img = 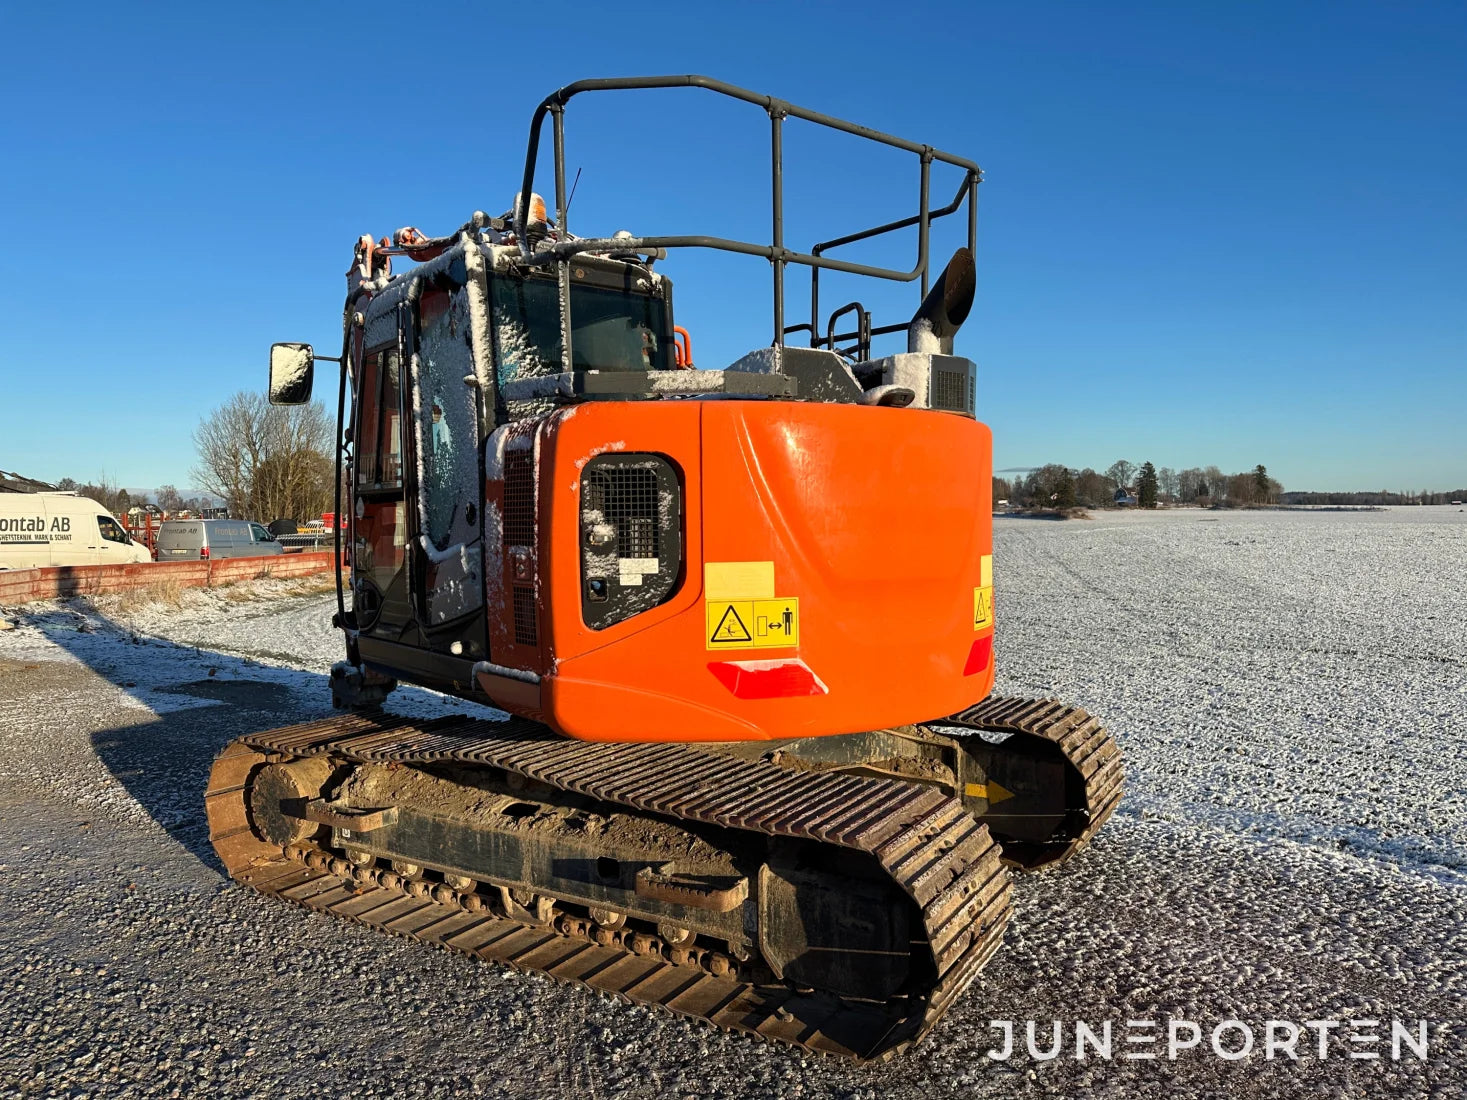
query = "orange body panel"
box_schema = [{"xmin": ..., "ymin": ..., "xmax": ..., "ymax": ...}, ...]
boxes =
[{"xmin": 491, "ymin": 400, "xmax": 994, "ymax": 742}]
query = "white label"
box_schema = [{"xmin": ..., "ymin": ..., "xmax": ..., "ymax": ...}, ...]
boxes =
[
  {"xmin": 619, "ymin": 573, "xmax": 644, "ymax": 587},
  {"xmin": 619, "ymin": 557, "xmax": 659, "ymax": 574}
]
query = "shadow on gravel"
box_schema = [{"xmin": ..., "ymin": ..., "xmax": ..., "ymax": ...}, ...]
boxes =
[
  {"xmin": 89, "ymin": 686, "xmax": 326, "ymax": 875},
  {"xmin": 18, "ymin": 601, "xmax": 334, "ymax": 876}
]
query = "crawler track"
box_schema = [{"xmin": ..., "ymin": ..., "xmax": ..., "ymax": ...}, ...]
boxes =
[
  {"xmin": 206, "ymin": 711, "xmax": 1012, "ymax": 1062},
  {"xmin": 932, "ymin": 697, "xmax": 1124, "ymax": 869}
]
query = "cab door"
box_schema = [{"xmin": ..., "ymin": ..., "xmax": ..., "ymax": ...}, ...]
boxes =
[
  {"xmin": 351, "ymin": 321, "xmax": 412, "ymax": 637},
  {"xmin": 249, "ymin": 523, "xmax": 283, "ymax": 556},
  {"xmin": 94, "ymin": 513, "xmax": 135, "ymax": 561},
  {"xmin": 405, "ymin": 273, "xmax": 487, "ymax": 658}
]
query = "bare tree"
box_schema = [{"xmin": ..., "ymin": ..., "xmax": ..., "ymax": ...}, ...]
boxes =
[
  {"xmin": 192, "ymin": 392, "xmax": 334, "ymax": 523},
  {"xmin": 155, "ymin": 484, "xmax": 185, "ymax": 514},
  {"xmin": 1225, "ymin": 472, "xmax": 1256, "ymax": 506},
  {"xmin": 1157, "ymin": 466, "xmax": 1179, "ymax": 502},
  {"xmin": 1104, "ymin": 459, "xmax": 1136, "ymax": 493},
  {"xmin": 1074, "ymin": 468, "xmax": 1108, "ymax": 508},
  {"xmin": 1177, "ymin": 467, "xmax": 1203, "ymax": 502},
  {"xmin": 74, "ymin": 472, "xmax": 128, "ymax": 514},
  {"xmin": 1025, "ymin": 464, "xmax": 1076, "ymax": 509}
]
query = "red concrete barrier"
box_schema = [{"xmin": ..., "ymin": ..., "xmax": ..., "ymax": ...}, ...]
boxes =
[{"xmin": 0, "ymin": 552, "xmax": 340, "ymax": 606}]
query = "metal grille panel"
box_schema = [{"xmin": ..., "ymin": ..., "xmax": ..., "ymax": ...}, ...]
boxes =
[
  {"xmin": 585, "ymin": 466, "xmax": 660, "ymax": 559},
  {"xmin": 931, "ymin": 365, "xmax": 970, "ymax": 414},
  {"xmin": 580, "ymin": 454, "xmax": 682, "ymax": 631},
  {"xmin": 512, "ymin": 585, "xmax": 537, "ymax": 645},
  {"xmin": 503, "ymin": 450, "xmax": 535, "ymax": 548}
]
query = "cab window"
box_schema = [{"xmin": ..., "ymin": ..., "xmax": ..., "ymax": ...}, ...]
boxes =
[
  {"xmin": 97, "ymin": 516, "xmax": 130, "ymax": 544},
  {"xmin": 415, "ymin": 285, "xmax": 479, "ymax": 552},
  {"xmin": 357, "ymin": 344, "xmax": 404, "ymax": 492},
  {"xmin": 492, "ymin": 278, "xmax": 670, "ymax": 385},
  {"xmin": 250, "ymin": 524, "xmax": 274, "ymax": 543}
]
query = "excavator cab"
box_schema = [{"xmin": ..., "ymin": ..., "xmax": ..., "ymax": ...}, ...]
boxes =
[{"xmin": 220, "ymin": 76, "xmax": 1123, "ymax": 1063}]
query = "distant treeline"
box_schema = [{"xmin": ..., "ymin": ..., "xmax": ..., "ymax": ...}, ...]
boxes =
[
  {"xmin": 49, "ymin": 475, "xmax": 214, "ymax": 516},
  {"xmin": 1281, "ymin": 490, "xmax": 1467, "ymax": 506},
  {"xmin": 996, "ymin": 461, "xmax": 1282, "ymax": 511}
]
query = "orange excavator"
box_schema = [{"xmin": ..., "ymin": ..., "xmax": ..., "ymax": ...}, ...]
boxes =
[{"xmin": 207, "ymin": 76, "xmax": 1122, "ymax": 1061}]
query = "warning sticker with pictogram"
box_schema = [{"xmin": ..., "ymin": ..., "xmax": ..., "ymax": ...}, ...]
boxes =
[
  {"xmin": 706, "ymin": 598, "xmax": 800, "ymax": 649},
  {"xmin": 973, "ymin": 586, "xmax": 994, "ymax": 630}
]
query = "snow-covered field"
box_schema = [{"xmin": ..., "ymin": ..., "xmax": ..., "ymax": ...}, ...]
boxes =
[{"xmin": 0, "ymin": 508, "xmax": 1462, "ymax": 1098}]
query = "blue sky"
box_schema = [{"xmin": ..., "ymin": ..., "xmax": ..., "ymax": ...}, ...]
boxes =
[{"xmin": 2, "ymin": 0, "xmax": 1463, "ymax": 494}]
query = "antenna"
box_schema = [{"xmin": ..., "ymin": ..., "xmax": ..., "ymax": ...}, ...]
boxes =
[{"xmin": 564, "ymin": 167, "xmax": 583, "ymax": 221}]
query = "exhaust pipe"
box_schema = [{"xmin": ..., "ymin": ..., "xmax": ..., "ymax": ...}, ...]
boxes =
[{"xmin": 907, "ymin": 247, "xmax": 976, "ymax": 355}]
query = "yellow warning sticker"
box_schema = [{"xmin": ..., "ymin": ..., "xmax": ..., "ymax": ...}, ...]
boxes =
[
  {"xmin": 704, "ymin": 561, "xmax": 775, "ymax": 600},
  {"xmin": 973, "ymin": 586, "xmax": 994, "ymax": 631},
  {"xmin": 980, "ymin": 554, "xmax": 993, "ymax": 588},
  {"xmin": 706, "ymin": 598, "xmax": 800, "ymax": 649}
]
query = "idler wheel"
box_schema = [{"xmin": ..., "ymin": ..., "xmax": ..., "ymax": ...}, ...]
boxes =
[{"xmin": 249, "ymin": 757, "xmax": 335, "ymax": 847}]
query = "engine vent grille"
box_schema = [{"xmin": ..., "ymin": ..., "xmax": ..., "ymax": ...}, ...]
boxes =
[
  {"xmin": 512, "ymin": 585, "xmax": 538, "ymax": 645},
  {"xmin": 502, "ymin": 449, "xmax": 535, "ymax": 547},
  {"xmin": 588, "ymin": 466, "xmax": 660, "ymax": 560},
  {"xmin": 581, "ymin": 454, "xmax": 682, "ymax": 631},
  {"xmin": 930, "ymin": 363, "xmax": 971, "ymax": 414}
]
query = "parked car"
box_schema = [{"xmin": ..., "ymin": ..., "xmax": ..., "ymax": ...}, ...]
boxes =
[
  {"xmin": 155, "ymin": 519, "xmax": 284, "ymax": 561},
  {"xmin": 0, "ymin": 492, "xmax": 153, "ymax": 570}
]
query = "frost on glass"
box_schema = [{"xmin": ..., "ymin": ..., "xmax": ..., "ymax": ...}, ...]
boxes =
[
  {"xmin": 491, "ymin": 277, "xmax": 670, "ymax": 421},
  {"xmin": 415, "ymin": 286, "xmax": 479, "ymax": 552},
  {"xmin": 268, "ymin": 343, "xmax": 313, "ymax": 405},
  {"xmin": 412, "ymin": 283, "xmax": 484, "ymax": 626}
]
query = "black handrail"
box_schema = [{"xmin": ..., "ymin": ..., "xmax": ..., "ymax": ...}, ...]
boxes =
[
  {"xmin": 514, "ymin": 75, "xmax": 981, "ymax": 356},
  {"xmin": 804, "ymin": 174, "xmax": 977, "ymax": 351}
]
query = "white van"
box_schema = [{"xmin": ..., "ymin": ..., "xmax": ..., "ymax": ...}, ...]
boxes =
[
  {"xmin": 155, "ymin": 519, "xmax": 284, "ymax": 561},
  {"xmin": 0, "ymin": 493, "xmax": 152, "ymax": 570}
]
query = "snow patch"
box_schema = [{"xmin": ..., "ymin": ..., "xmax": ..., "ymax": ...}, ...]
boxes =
[
  {"xmin": 471, "ymin": 660, "xmax": 540, "ymax": 685},
  {"xmin": 573, "ymin": 441, "xmax": 627, "ymax": 471},
  {"xmin": 268, "ymin": 344, "xmax": 311, "ymax": 398}
]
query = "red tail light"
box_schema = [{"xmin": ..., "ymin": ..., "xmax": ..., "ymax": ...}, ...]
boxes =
[
  {"xmin": 199, "ymin": 546, "xmax": 210, "ymax": 559},
  {"xmin": 708, "ymin": 658, "xmax": 828, "ymax": 700},
  {"xmin": 963, "ymin": 635, "xmax": 992, "ymax": 676}
]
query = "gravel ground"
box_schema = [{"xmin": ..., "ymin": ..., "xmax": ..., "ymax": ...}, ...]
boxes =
[{"xmin": 1, "ymin": 508, "xmax": 1463, "ymax": 1098}]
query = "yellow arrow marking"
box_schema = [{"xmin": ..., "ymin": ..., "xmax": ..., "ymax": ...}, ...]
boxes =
[{"xmin": 964, "ymin": 780, "xmax": 1015, "ymax": 805}]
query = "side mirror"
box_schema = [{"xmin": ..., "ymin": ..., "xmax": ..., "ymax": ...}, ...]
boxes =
[{"xmin": 269, "ymin": 342, "xmax": 315, "ymax": 405}]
